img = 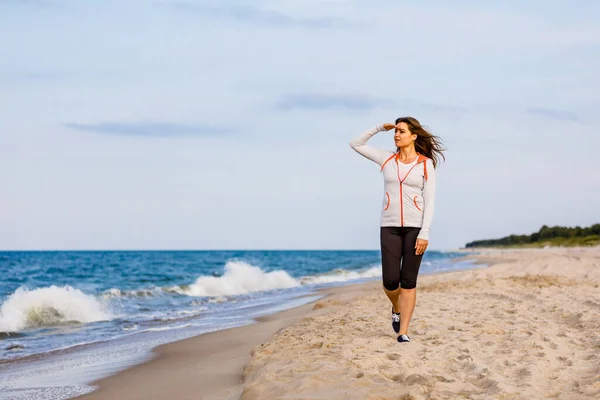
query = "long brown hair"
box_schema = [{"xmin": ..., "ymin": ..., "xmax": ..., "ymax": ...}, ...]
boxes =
[{"xmin": 395, "ymin": 116, "xmax": 446, "ymax": 168}]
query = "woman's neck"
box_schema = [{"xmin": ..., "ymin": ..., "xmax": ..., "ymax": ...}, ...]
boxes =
[{"xmin": 397, "ymin": 145, "xmax": 418, "ymax": 162}]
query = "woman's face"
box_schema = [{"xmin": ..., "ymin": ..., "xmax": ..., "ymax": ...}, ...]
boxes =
[{"xmin": 394, "ymin": 122, "xmax": 416, "ymax": 148}]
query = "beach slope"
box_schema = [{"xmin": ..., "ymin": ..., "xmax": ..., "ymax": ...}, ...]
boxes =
[
  {"xmin": 239, "ymin": 247, "xmax": 600, "ymax": 399},
  {"xmin": 79, "ymin": 247, "xmax": 600, "ymax": 399}
]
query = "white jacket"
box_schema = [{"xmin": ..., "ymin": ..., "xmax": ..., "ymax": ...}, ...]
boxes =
[{"xmin": 350, "ymin": 125, "xmax": 436, "ymax": 241}]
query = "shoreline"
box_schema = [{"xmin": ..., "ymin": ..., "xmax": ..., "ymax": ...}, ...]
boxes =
[
  {"xmin": 73, "ymin": 255, "xmax": 487, "ymax": 400},
  {"xmin": 71, "ymin": 246, "xmax": 600, "ymax": 399},
  {"xmin": 74, "ymin": 279, "xmax": 384, "ymax": 400},
  {"xmin": 12, "ymin": 247, "xmax": 595, "ymax": 399},
  {"xmin": 0, "ymin": 251, "xmax": 480, "ymax": 399}
]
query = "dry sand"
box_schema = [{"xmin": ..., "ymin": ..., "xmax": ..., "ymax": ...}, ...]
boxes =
[
  {"xmin": 240, "ymin": 247, "xmax": 600, "ymax": 400},
  {"xmin": 78, "ymin": 247, "xmax": 600, "ymax": 400}
]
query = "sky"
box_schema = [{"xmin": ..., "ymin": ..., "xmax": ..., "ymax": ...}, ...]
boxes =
[{"xmin": 1, "ymin": 0, "xmax": 599, "ymax": 251}]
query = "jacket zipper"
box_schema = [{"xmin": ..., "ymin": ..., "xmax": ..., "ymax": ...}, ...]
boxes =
[
  {"xmin": 396, "ymin": 161, "xmax": 404, "ymax": 226},
  {"xmin": 399, "ymin": 182, "xmax": 404, "ymax": 226}
]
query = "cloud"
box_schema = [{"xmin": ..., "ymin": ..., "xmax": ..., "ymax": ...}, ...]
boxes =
[
  {"xmin": 526, "ymin": 107, "xmax": 580, "ymax": 122},
  {"xmin": 396, "ymin": 98, "xmax": 468, "ymax": 114},
  {"xmin": 275, "ymin": 94, "xmax": 469, "ymax": 115},
  {"xmin": 276, "ymin": 93, "xmax": 390, "ymax": 111},
  {"xmin": 64, "ymin": 122, "xmax": 231, "ymax": 137},
  {"xmin": 156, "ymin": 2, "xmax": 353, "ymax": 29}
]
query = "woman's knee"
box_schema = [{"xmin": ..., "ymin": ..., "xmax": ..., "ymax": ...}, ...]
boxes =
[
  {"xmin": 382, "ymin": 277, "xmax": 400, "ymax": 291},
  {"xmin": 400, "ymin": 277, "xmax": 418, "ymax": 289}
]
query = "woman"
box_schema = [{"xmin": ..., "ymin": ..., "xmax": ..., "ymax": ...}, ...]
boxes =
[{"xmin": 349, "ymin": 117, "xmax": 445, "ymax": 343}]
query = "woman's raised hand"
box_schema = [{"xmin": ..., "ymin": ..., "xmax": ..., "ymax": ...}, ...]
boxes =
[{"xmin": 382, "ymin": 123, "xmax": 396, "ymax": 131}]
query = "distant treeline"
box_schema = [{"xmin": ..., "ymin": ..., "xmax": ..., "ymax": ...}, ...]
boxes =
[{"xmin": 465, "ymin": 224, "xmax": 600, "ymax": 248}]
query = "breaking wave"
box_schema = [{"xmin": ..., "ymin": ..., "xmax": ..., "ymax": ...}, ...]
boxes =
[
  {"xmin": 0, "ymin": 286, "xmax": 113, "ymax": 332},
  {"xmin": 182, "ymin": 261, "xmax": 301, "ymax": 297}
]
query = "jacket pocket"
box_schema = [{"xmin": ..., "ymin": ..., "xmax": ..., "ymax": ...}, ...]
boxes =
[
  {"xmin": 413, "ymin": 195, "xmax": 422, "ymax": 212},
  {"xmin": 384, "ymin": 192, "xmax": 390, "ymax": 211}
]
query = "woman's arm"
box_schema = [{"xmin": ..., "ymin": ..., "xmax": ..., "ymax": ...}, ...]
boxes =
[
  {"xmin": 349, "ymin": 124, "xmax": 393, "ymax": 165},
  {"xmin": 417, "ymin": 159, "xmax": 436, "ymax": 241}
]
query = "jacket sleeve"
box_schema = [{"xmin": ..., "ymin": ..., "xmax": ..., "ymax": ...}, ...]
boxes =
[
  {"xmin": 418, "ymin": 159, "xmax": 436, "ymax": 241},
  {"xmin": 349, "ymin": 125, "xmax": 389, "ymax": 166}
]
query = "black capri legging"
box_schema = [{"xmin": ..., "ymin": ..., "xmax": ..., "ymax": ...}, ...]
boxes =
[{"xmin": 380, "ymin": 227, "xmax": 424, "ymax": 290}]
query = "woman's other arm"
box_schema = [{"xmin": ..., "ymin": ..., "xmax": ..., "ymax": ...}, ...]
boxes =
[{"xmin": 417, "ymin": 159, "xmax": 436, "ymax": 241}]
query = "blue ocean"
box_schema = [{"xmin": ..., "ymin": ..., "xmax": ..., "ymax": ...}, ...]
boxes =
[{"xmin": 0, "ymin": 250, "xmax": 478, "ymax": 398}]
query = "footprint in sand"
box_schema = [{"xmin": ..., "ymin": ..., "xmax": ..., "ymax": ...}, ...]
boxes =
[
  {"xmin": 515, "ymin": 367, "xmax": 532, "ymax": 380},
  {"xmin": 557, "ymin": 356, "xmax": 573, "ymax": 367}
]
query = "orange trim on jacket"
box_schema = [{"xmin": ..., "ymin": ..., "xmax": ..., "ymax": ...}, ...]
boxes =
[
  {"xmin": 380, "ymin": 153, "xmax": 430, "ymax": 182},
  {"xmin": 413, "ymin": 196, "xmax": 422, "ymax": 211}
]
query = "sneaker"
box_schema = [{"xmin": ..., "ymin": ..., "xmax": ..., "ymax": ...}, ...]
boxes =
[
  {"xmin": 391, "ymin": 306, "xmax": 401, "ymax": 333},
  {"xmin": 397, "ymin": 334, "xmax": 411, "ymax": 343}
]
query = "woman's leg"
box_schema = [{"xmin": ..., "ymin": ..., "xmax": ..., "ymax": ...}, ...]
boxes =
[
  {"xmin": 380, "ymin": 227, "xmax": 402, "ymax": 313},
  {"xmin": 398, "ymin": 289, "xmax": 416, "ymax": 335},
  {"xmin": 398, "ymin": 228, "xmax": 424, "ymax": 335},
  {"xmin": 384, "ymin": 287, "xmax": 402, "ymax": 314}
]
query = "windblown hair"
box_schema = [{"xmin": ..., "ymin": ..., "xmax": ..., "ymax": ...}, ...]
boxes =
[{"xmin": 395, "ymin": 116, "xmax": 446, "ymax": 168}]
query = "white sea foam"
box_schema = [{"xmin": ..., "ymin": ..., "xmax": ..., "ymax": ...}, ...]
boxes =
[
  {"xmin": 144, "ymin": 323, "xmax": 192, "ymax": 332},
  {"xmin": 183, "ymin": 261, "xmax": 300, "ymax": 297},
  {"xmin": 207, "ymin": 296, "xmax": 229, "ymax": 303},
  {"xmin": 176, "ymin": 308, "xmax": 207, "ymax": 315},
  {"xmin": 102, "ymin": 288, "xmax": 123, "ymax": 299},
  {"xmin": 0, "ymin": 286, "xmax": 113, "ymax": 332},
  {"xmin": 102, "ymin": 262, "xmax": 382, "ymax": 300},
  {"xmin": 300, "ymin": 266, "xmax": 381, "ymax": 285},
  {"xmin": 122, "ymin": 324, "xmax": 139, "ymax": 331},
  {"xmin": 101, "ymin": 287, "xmax": 160, "ymax": 299}
]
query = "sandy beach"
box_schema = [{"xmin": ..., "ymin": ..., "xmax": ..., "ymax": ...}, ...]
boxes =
[{"xmin": 77, "ymin": 247, "xmax": 600, "ymax": 400}]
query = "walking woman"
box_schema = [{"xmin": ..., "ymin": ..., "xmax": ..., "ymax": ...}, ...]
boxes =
[{"xmin": 350, "ymin": 117, "xmax": 445, "ymax": 343}]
